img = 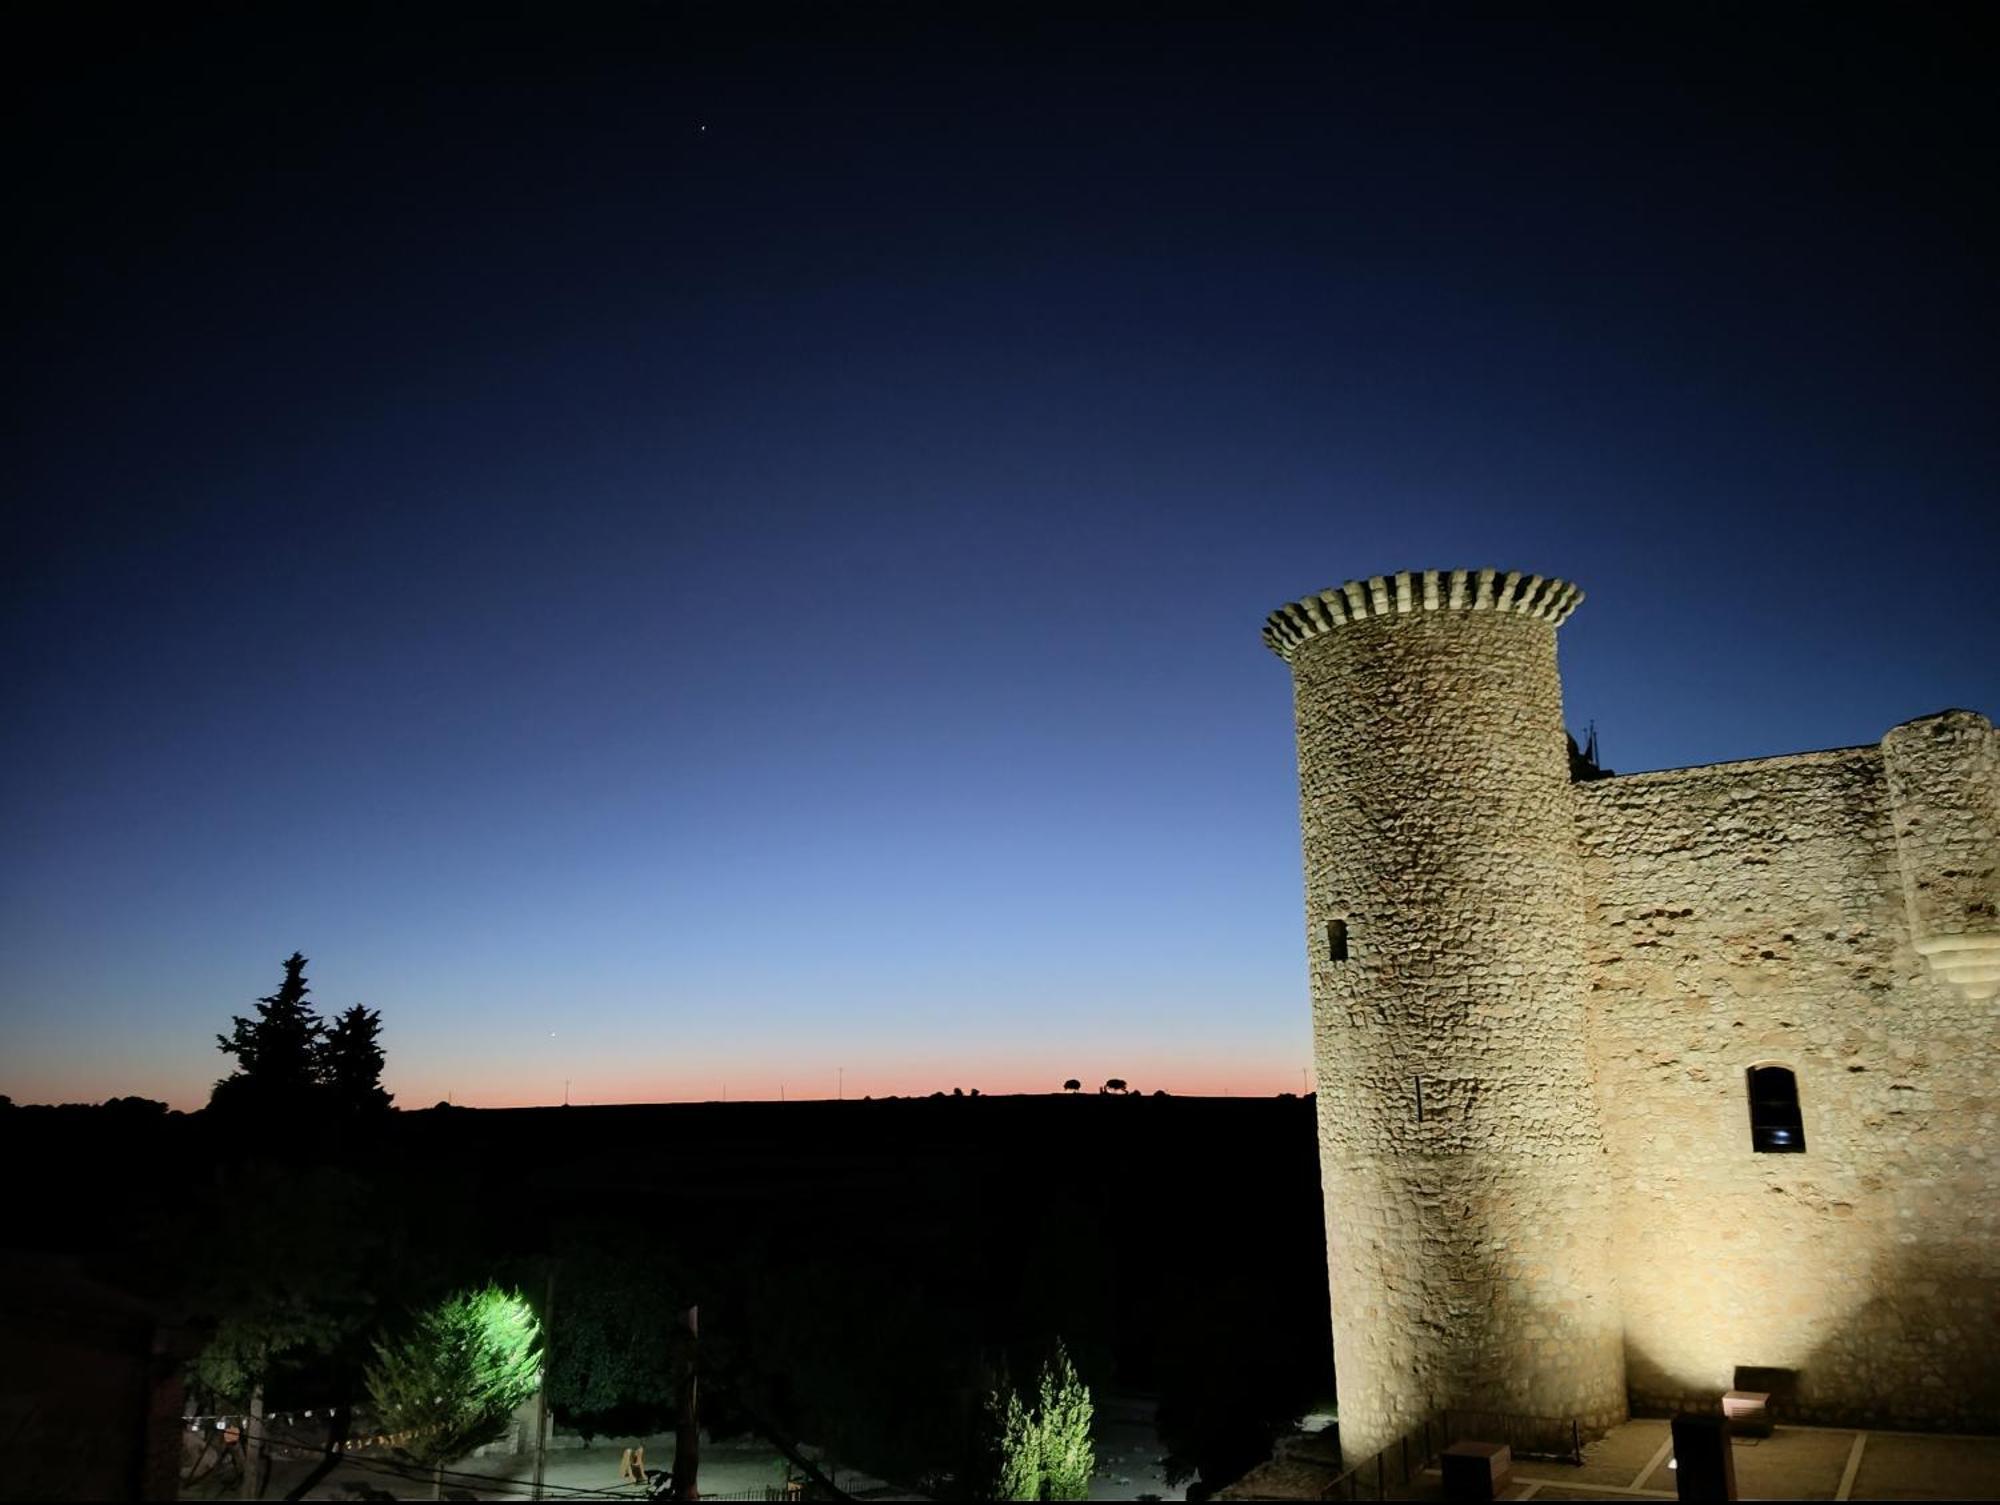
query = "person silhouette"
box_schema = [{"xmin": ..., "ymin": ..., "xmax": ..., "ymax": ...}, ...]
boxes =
[{"xmin": 620, "ymin": 1444, "xmax": 648, "ymax": 1486}]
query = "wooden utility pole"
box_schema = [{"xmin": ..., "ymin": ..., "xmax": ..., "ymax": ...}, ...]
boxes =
[
  {"xmin": 532, "ymin": 1264, "xmax": 557, "ymax": 1500},
  {"xmin": 240, "ymin": 1380, "xmax": 265, "ymax": 1500},
  {"xmin": 671, "ymin": 1305, "xmax": 700, "ymax": 1500}
]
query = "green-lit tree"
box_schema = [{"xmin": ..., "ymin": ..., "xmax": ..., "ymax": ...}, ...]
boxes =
[
  {"xmin": 366, "ymin": 1285, "xmax": 542, "ymax": 1500},
  {"xmin": 981, "ymin": 1345, "xmax": 1095, "ymax": 1501},
  {"xmin": 1036, "ymin": 1343, "xmax": 1095, "ymax": 1501},
  {"xmin": 212, "ymin": 952, "xmax": 324, "ymax": 1112},
  {"xmin": 320, "ymin": 1004, "xmax": 393, "ymax": 1113},
  {"xmin": 985, "ymin": 1383, "xmax": 1042, "ymax": 1501}
]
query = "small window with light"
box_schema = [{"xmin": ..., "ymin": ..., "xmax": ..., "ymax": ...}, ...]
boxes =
[{"xmin": 1747, "ymin": 1065, "xmax": 1806, "ymax": 1153}]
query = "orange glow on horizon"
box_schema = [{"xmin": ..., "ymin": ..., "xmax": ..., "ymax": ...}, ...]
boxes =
[
  {"xmin": 17, "ymin": 1056, "xmax": 1317, "ymax": 1113},
  {"xmin": 392, "ymin": 1060, "xmax": 1318, "ymax": 1110}
]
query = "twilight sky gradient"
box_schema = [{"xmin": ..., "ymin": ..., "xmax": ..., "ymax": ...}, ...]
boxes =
[{"xmin": 6, "ymin": 5, "xmax": 1996, "ymax": 1110}]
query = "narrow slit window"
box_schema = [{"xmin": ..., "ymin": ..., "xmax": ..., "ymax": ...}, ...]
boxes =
[
  {"xmin": 1326, "ymin": 918, "xmax": 1349, "ymax": 963},
  {"xmin": 1747, "ymin": 1065, "xmax": 1806, "ymax": 1153}
]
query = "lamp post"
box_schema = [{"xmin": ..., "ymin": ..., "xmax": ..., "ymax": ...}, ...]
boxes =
[{"xmin": 532, "ymin": 1265, "xmax": 557, "ymax": 1500}]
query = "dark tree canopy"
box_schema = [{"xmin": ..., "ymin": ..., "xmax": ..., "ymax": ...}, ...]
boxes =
[
  {"xmin": 103, "ymin": 1095, "xmax": 171, "ymax": 1115},
  {"xmin": 183, "ymin": 1165, "xmax": 383, "ymax": 1410},
  {"xmin": 545, "ymin": 1237, "xmax": 690, "ymax": 1437},
  {"xmin": 323, "ymin": 1004, "xmax": 393, "ymax": 1113},
  {"xmin": 210, "ymin": 954, "xmax": 393, "ymax": 1119},
  {"xmin": 212, "ymin": 952, "xmax": 324, "ymax": 1112}
]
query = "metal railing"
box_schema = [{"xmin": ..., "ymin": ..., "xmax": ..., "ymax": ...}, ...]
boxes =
[
  {"xmin": 1442, "ymin": 1409, "xmax": 1583, "ymax": 1464},
  {"xmin": 1320, "ymin": 1412, "xmax": 1447, "ymax": 1501},
  {"xmin": 1317, "ymin": 1408, "xmax": 1585, "ymax": 1500}
]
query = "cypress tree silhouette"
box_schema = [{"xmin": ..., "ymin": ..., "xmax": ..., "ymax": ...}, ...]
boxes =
[
  {"xmin": 321, "ymin": 1004, "xmax": 393, "ymax": 1113},
  {"xmin": 212, "ymin": 952, "xmax": 325, "ymax": 1113}
]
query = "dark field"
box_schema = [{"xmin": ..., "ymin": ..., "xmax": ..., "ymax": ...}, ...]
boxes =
[{"xmin": 3, "ymin": 1093, "xmax": 1335, "ymax": 1494}]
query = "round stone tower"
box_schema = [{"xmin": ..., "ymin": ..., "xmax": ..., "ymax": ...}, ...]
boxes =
[{"xmin": 1265, "ymin": 568, "xmax": 1626, "ymax": 1462}]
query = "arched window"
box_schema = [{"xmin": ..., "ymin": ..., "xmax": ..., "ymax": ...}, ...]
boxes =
[{"xmin": 1747, "ymin": 1065, "xmax": 1806, "ymax": 1153}]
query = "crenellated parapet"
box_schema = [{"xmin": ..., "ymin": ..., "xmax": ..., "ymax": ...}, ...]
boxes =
[{"xmin": 1262, "ymin": 568, "xmax": 1584, "ymax": 660}]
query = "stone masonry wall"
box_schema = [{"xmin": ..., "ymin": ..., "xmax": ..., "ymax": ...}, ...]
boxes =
[
  {"xmin": 1575, "ymin": 730, "xmax": 2000, "ymax": 1431},
  {"xmin": 1279, "ymin": 573, "xmax": 1627, "ymax": 1462},
  {"xmin": 1883, "ymin": 710, "xmax": 2000, "ymax": 1000}
]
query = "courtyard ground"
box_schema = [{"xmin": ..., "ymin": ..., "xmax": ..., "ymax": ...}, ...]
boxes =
[
  {"xmin": 181, "ymin": 1393, "xmax": 1185, "ymax": 1500},
  {"xmin": 1453, "ymin": 1417, "xmax": 2000, "ymax": 1502},
  {"xmin": 184, "ymin": 1433, "xmax": 847, "ymax": 1501}
]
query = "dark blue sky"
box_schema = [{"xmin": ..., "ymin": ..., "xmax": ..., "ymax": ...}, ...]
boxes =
[{"xmin": 6, "ymin": 4, "xmax": 1995, "ymax": 1107}]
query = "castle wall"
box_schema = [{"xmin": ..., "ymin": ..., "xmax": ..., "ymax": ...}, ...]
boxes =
[
  {"xmin": 1276, "ymin": 572, "xmax": 1626, "ymax": 1461},
  {"xmin": 1575, "ymin": 736, "xmax": 2000, "ymax": 1430},
  {"xmin": 1883, "ymin": 711, "xmax": 2000, "ymax": 1000}
]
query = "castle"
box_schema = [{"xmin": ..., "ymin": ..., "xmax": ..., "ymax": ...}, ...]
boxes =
[{"xmin": 1264, "ymin": 568, "xmax": 1999, "ymax": 1461}]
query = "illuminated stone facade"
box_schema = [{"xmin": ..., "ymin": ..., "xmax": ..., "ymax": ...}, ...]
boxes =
[{"xmin": 1265, "ymin": 570, "xmax": 2000, "ymax": 1460}]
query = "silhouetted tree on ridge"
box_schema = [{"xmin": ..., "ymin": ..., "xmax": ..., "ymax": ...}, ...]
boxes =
[
  {"xmin": 323, "ymin": 1004, "xmax": 393, "ymax": 1113},
  {"xmin": 103, "ymin": 1094, "xmax": 171, "ymax": 1116},
  {"xmin": 209, "ymin": 953, "xmax": 392, "ymax": 1118},
  {"xmin": 211, "ymin": 952, "xmax": 324, "ymax": 1114}
]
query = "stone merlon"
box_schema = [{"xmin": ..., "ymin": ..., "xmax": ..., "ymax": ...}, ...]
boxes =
[{"xmin": 1262, "ymin": 568, "xmax": 1584, "ymax": 660}]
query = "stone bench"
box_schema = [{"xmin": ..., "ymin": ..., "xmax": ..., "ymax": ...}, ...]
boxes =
[{"xmin": 1441, "ymin": 1440, "xmax": 1512, "ymax": 1502}]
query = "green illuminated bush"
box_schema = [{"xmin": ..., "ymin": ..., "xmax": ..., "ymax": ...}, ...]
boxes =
[
  {"xmin": 1037, "ymin": 1343, "xmax": 1095, "ymax": 1501},
  {"xmin": 987, "ymin": 1384, "xmax": 1043, "ymax": 1500},
  {"xmin": 983, "ymin": 1342, "xmax": 1095, "ymax": 1501},
  {"xmin": 365, "ymin": 1284, "xmax": 542, "ymax": 1498}
]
